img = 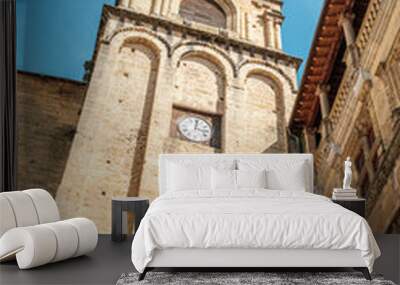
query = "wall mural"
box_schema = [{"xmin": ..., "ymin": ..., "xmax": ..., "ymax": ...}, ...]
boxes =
[{"xmin": 16, "ymin": 0, "xmax": 400, "ymax": 234}]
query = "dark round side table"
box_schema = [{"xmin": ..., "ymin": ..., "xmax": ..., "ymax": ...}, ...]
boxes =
[
  {"xmin": 111, "ymin": 197, "xmax": 149, "ymax": 242},
  {"xmin": 332, "ymin": 197, "xmax": 366, "ymax": 217}
]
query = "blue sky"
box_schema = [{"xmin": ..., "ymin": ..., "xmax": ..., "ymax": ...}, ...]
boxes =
[
  {"xmin": 17, "ymin": 0, "xmax": 323, "ymax": 82},
  {"xmin": 283, "ymin": 0, "xmax": 324, "ymax": 80}
]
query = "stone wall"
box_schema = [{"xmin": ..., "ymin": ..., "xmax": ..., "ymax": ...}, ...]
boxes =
[{"xmin": 16, "ymin": 72, "xmax": 86, "ymax": 197}]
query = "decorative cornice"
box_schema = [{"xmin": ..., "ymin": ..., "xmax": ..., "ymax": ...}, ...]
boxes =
[
  {"xmin": 356, "ymin": 0, "xmax": 384, "ymax": 56},
  {"xmin": 99, "ymin": 5, "xmax": 301, "ymax": 68}
]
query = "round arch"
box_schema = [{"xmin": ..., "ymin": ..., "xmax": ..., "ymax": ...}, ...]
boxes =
[
  {"xmin": 242, "ymin": 67, "xmax": 288, "ymax": 152},
  {"xmin": 245, "ymin": 69, "xmax": 282, "ymax": 93},
  {"xmin": 107, "ymin": 27, "xmax": 171, "ymax": 58},
  {"xmin": 243, "ymin": 67, "xmax": 285, "ymax": 116},
  {"xmin": 239, "ymin": 62, "xmax": 297, "ymax": 123},
  {"xmin": 238, "ymin": 60, "xmax": 297, "ymax": 93},
  {"xmin": 176, "ymin": 0, "xmax": 239, "ymax": 32},
  {"xmin": 171, "ymin": 41, "xmax": 236, "ymax": 82}
]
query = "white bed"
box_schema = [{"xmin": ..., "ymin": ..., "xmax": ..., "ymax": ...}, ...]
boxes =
[{"xmin": 131, "ymin": 154, "xmax": 380, "ymax": 280}]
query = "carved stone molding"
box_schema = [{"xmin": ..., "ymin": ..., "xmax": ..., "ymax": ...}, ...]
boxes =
[
  {"xmin": 321, "ymin": 117, "xmax": 333, "ymax": 140},
  {"xmin": 356, "ymin": 0, "xmax": 384, "ymax": 54},
  {"xmin": 99, "ymin": 5, "xmax": 302, "ymax": 69}
]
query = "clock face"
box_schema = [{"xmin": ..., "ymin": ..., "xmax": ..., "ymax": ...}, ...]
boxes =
[{"xmin": 178, "ymin": 116, "xmax": 212, "ymax": 142}]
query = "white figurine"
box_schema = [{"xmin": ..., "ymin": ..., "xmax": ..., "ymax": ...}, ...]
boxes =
[{"xmin": 343, "ymin": 157, "xmax": 352, "ymax": 190}]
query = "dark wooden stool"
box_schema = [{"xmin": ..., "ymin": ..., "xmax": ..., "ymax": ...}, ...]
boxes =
[{"xmin": 111, "ymin": 197, "xmax": 149, "ymax": 242}]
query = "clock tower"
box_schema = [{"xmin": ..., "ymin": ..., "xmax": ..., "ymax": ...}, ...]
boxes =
[{"xmin": 56, "ymin": 0, "xmax": 301, "ymax": 232}]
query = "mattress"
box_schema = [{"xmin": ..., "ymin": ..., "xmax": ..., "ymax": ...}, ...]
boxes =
[{"xmin": 131, "ymin": 189, "xmax": 380, "ymax": 273}]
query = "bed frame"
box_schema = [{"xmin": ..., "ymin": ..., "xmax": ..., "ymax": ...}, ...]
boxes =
[
  {"xmin": 139, "ymin": 154, "xmax": 371, "ymax": 281},
  {"xmin": 140, "ymin": 248, "xmax": 370, "ymax": 280}
]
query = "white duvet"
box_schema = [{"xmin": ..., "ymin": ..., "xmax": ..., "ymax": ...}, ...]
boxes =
[{"xmin": 131, "ymin": 190, "xmax": 380, "ymax": 273}]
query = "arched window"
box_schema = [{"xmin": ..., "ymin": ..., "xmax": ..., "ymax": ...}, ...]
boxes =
[{"xmin": 179, "ymin": 0, "xmax": 227, "ymax": 29}]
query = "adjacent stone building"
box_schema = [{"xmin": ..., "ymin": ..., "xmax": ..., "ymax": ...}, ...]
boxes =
[
  {"xmin": 16, "ymin": 72, "xmax": 86, "ymax": 197},
  {"xmin": 289, "ymin": 0, "xmax": 400, "ymax": 233},
  {"xmin": 53, "ymin": 0, "xmax": 301, "ymax": 232}
]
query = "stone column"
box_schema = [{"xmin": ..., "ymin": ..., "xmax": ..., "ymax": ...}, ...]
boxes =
[
  {"xmin": 274, "ymin": 19, "xmax": 282, "ymax": 50},
  {"xmin": 303, "ymin": 128, "xmax": 317, "ymax": 153},
  {"xmin": 151, "ymin": 0, "xmax": 163, "ymax": 15},
  {"xmin": 161, "ymin": 0, "xmax": 172, "ymax": 16},
  {"xmin": 339, "ymin": 12, "xmax": 355, "ymax": 45},
  {"xmin": 241, "ymin": 12, "xmax": 248, "ymax": 40},
  {"xmin": 317, "ymin": 84, "xmax": 330, "ymax": 119},
  {"xmin": 263, "ymin": 12, "xmax": 270, "ymax": 47},
  {"xmin": 316, "ymin": 84, "xmax": 331, "ymax": 138},
  {"xmin": 338, "ymin": 12, "xmax": 359, "ymax": 67},
  {"xmin": 168, "ymin": 0, "xmax": 181, "ymax": 18},
  {"xmin": 264, "ymin": 12, "xmax": 275, "ymax": 49}
]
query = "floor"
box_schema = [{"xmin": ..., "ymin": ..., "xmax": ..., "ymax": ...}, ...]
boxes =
[
  {"xmin": 0, "ymin": 235, "xmax": 134, "ymax": 285},
  {"xmin": 0, "ymin": 234, "xmax": 399, "ymax": 285}
]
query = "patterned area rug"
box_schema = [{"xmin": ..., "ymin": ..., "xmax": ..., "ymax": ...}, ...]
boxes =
[{"xmin": 116, "ymin": 272, "xmax": 395, "ymax": 285}]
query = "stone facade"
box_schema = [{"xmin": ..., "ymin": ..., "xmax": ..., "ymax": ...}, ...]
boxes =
[
  {"xmin": 55, "ymin": 0, "xmax": 300, "ymax": 233},
  {"xmin": 292, "ymin": 0, "xmax": 400, "ymax": 233},
  {"xmin": 16, "ymin": 72, "xmax": 86, "ymax": 197}
]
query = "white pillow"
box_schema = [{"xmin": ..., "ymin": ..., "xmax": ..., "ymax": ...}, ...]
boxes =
[
  {"xmin": 236, "ymin": 169, "xmax": 267, "ymax": 189},
  {"xmin": 212, "ymin": 169, "xmax": 236, "ymax": 190},
  {"xmin": 238, "ymin": 159, "xmax": 308, "ymax": 191},
  {"xmin": 266, "ymin": 162, "xmax": 307, "ymax": 191},
  {"xmin": 167, "ymin": 163, "xmax": 212, "ymax": 191}
]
